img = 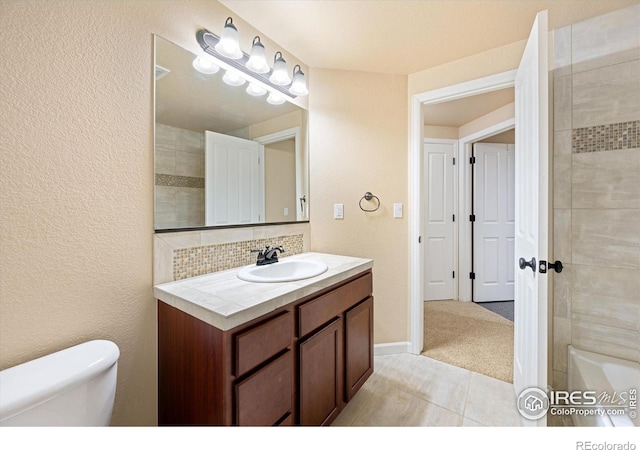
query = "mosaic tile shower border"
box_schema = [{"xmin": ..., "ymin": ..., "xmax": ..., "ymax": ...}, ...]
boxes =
[
  {"xmin": 155, "ymin": 173, "xmax": 205, "ymax": 189},
  {"xmin": 572, "ymin": 120, "xmax": 639, "ymax": 153},
  {"xmin": 173, "ymin": 234, "xmax": 304, "ymax": 280}
]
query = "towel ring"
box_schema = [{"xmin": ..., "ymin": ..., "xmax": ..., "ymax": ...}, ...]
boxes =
[{"xmin": 359, "ymin": 192, "xmax": 380, "ymax": 212}]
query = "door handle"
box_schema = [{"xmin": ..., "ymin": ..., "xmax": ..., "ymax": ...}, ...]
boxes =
[
  {"xmin": 519, "ymin": 257, "xmax": 536, "ymax": 273},
  {"xmin": 539, "ymin": 260, "xmax": 563, "ymax": 274}
]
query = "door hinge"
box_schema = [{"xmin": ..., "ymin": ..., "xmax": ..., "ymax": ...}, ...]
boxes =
[
  {"xmin": 453, "ymin": 214, "xmax": 455, "ymax": 222},
  {"xmin": 453, "ymin": 271, "xmax": 455, "ymax": 279},
  {"xmin": 470, "ymin": 156, "xmax": 476, "ymax": 164},
  {"xmin": 469, "ymin": 214, "xmax": 476, "ymax": 222},
  {"xmin": 453, "ymin": 157, "xmax": 456, "ymax": 165},
  {"xmin": 469, "ymin": 272, "xmax": 475, "ymax": 280},
  {"xmin": 418, "ymin": 236, "xmax": 422, "ymax": 244}
]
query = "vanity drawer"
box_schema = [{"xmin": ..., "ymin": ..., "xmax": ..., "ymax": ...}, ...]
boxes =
[
  {"xmin": 235, "ymin": 312, "xmax": 292, "ymax": 377},
  {"xmin": 235, "ymin": 351, "xmax": 293, "ymax": 426},
  {"xmin": 298, "ymin": 272, "xmax": 372, "ymax": 338}
]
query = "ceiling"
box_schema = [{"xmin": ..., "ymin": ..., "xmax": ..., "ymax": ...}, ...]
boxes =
[
  {"xmin": 423, "ymin": 87, "xmax": 514, "ymax": 127},
  {"xmin": 220, "ymin": 0, "xmax": 639, "ymax": 75}
]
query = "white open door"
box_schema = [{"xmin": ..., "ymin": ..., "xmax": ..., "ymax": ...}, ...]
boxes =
[
  {"xmin": 205, "ymin": 131, "xmax": 264, "ymax": 226},
  {"xmin": 514, "ymin": 11, "xmax": 549, "ymax": 426},
  {"xmin": 424, "ymin": 140, "xmax": 456, "ymax": 300},
  {"xmin": 474, "ymin": 143, "xmax": 515, "ymax": 302}
]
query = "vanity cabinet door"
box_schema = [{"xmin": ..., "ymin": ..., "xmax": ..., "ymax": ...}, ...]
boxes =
[
  {"xmin": 298, "ymin": 318, "xmax": 343, "ymax": 426},
  {"xmin": 345, "ymin": 297, "xmax": 374, "ymax": 401}
]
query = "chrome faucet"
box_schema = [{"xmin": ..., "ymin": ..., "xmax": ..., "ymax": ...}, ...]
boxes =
[{"xmin": 251, "ymin": 245, "xmax": 285, "ymax": 266}]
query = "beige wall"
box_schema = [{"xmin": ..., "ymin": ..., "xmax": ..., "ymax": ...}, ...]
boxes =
[
  {"xmin": 424, "ymin": 125, "xmax": 459, "ymax": 140},
  {"xmin": 0, "ymin": 0, "xmax": 307, "ymax": 426},
  {"xmin": 409, "ymin": 40, "xmax": 526, "ymax": 97},
  {"xmin": 459, "ymin": 102, "xmax": 515, "ymax": 139},
  {"xmin": 478, "ymin": 129, "xmax": 516, "ymax": 144},
  {"xmin": 309, "ymin": 69, "xmax": 408, "ymax": 344},
  {"xmin": 265, "ymin": 139, "xmax": 297, "ymax": 222}
]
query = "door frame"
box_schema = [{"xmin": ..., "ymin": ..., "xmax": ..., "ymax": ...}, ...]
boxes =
[
  {"xmin": 409, "ymin": 69, "xmax": 517, "ymax": 354},
  {"xmin": 253, "ymin": 127, "xmax": 303, "ymax": 221}
]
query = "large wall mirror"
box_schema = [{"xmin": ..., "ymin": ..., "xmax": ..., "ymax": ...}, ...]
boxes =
[{"xmin": 154, "ymin": 35, "xmax": 309, "ymax": 231}]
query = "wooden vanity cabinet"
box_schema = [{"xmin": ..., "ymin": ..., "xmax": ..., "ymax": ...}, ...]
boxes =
[
  {"xmin": 157, "ymin": 269, "xmax": 373, "ymax": 426},
  {"xmin": 299, "ymin": 318, "xmax": 343, "ymax": 425}
]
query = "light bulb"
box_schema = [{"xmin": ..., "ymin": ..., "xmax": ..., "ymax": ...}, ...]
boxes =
[
  {"xmin": 267, "ymin": 92, "xmax": 285, "ymax": 105},
  {"xmin": 214, "ymin": 17, "xmax": 243, "ymax": 59},
  {"xmin": 289, "ymin": 65, "xmax": 308, "ymax": 96},
  {"xmin": 246, "ymin": 83, "xmax": 267, "ymax": 96},
  {"xmin": 222, "ymin": 70, "xmax": 246, "ymax": 87},
  {"xmin": 269, "ymin": 51, "xmax": 292, "ymax": 86},
  {"xmin": 192, "ymin": 55, "xmax": 219, "ymax": 74},
  {"xmin": 246, "ymin": 36, "xmax": 269, "ymax": 74}
]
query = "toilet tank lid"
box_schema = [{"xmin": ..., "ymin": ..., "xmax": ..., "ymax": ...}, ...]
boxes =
[{"xmin": 0, "ymin": 340, "xmax": 120, "ymax": 421}]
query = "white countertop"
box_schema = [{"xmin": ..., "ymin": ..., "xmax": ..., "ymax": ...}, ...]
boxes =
[{"xmin": 154, "ymin": 252, "xmax": 373, "ymax": 331}]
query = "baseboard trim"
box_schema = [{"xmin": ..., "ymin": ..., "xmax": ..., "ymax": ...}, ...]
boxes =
[{"xmin": 374, "ymin": 341, "xmax": 411, "ymax": 356}]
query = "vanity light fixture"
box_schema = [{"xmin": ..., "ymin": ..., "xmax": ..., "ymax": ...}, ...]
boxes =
[
  {"xmin": 246, "ymin": 83, "xmax": 267, "ymax": 96},
  {"xmin": 222, "ymin": 70, "xmax": 246, "ymax": 86},
  {"xmin": 192, "ymin": 55, "xmax": 220, "ymax": 74},
  {"xmin": 289, "ymin": 65, "xmax": 308, "ymax": 96},
  {"xmin": 267, "ymin": 92, "xmax": 285, "ymax": 105},
  {"xmin": 246, "ymin": 36, "xmax": 270, "ymax": 74},
  {"xmin": 214, "ymin": 17, "xmax": 242, "ymax": 59},
  {"xmin": 269, "ymin": 52, "xmax": 292, "ymax": 86},
  {"xmin": 195, "ymin": 17, "xmax": 309, "ymax": 101}
]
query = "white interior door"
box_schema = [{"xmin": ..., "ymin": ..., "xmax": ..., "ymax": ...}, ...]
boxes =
[
  {"xmin": 514, "ymin": 11, "xmax": 549, "ymax": 426},
  {"xmin": 474, "ymin": 143, "xmax": 515, "ymax": 302},
  {"xmin": 205, "ymin": 131, "xmax": 264, "ymax": 226},
  {"xmin": 424, "ymin": 140, "xmax": 456, "ymax": 300}
]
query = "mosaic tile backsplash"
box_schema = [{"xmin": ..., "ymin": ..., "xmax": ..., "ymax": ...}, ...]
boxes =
[
  {"xmin": 572, "ymin": 120, "xmax": 639, "ymax": 153},
  {"xmin": 173, "ymin": 234, "xmax": 304, "ymax": 280}
]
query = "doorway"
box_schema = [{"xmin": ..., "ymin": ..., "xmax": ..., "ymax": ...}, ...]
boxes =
[
  {"xmin": 411, "ymin": 12, "xmax": 550, "ymax": 426},
  {"xmin": 422, "ymin": 88, "xmax": 515, "ymax": 305},
  {"xmin": 410, "ymin": 70, "xmax": 518, "ymax": 353},
  {"xmin": 422, "ymin": 119, "xmax": 516, "ymax": 382}
]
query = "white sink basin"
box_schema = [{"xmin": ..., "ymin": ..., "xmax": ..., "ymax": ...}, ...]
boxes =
[{"xmin": 237, "ymin": 259, "xmax": 328, "ymax": 283}]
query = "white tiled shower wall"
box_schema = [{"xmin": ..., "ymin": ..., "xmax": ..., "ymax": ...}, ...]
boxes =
[{"xmin": 552, "ymin": 4, "xmax": 640, "ymax": 390}]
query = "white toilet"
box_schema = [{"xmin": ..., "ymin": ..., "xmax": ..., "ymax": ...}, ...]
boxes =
[{"xmin": 0, "ymin": 340, "xmax": 120, "ymax": 426}]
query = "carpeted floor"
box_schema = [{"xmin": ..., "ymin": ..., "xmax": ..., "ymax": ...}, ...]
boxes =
[
  {"xmin": 422, "ymin": 300, "xmax": 514, "ymax": 383},
  {"xmin": 477, "ymin": 300, "xmax": 514, "ymax": 322}
]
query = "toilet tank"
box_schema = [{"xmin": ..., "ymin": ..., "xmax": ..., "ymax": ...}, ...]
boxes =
[{"xmin": 0, "ymin": 340, "xmax": 120, "ymax": 426}]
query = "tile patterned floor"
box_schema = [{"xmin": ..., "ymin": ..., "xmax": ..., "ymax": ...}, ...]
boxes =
[{"xmin": 333, "ymin": 353, "xmax": 525, "ymax": 426}]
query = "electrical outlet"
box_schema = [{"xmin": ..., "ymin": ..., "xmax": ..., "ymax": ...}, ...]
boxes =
[
  {"xmin": 334, "ymin": 204, "xmax": 344, "ymax": 219},
  {"xmin": 284, "ymin": 207, "xmax": 289, "ymax": 216},
  {"xmin": 393, "ymin": 203, "xmax": 403, "ymax": 218}
]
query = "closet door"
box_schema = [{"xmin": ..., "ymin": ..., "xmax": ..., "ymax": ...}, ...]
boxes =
[
  {"xmin": 424, "ymin": 140, "xmax": 456, "ymax": 300},
  {"xmin": 474, "ymin": 143, "xmax": 515, "ymax": 302}
]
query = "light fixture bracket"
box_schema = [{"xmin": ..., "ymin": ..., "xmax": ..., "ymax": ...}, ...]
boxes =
[{"xmin": 196, "ymin": 29, "xmax": 296, "ymax": 99}]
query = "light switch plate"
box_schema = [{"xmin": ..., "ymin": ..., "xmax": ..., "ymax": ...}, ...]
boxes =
[
  {"xmin": 334, "ymin": 204, "xmax": 344, "ymax": 219},
  {"xmin": 393, "ymin": 203, "xmax": 403, "ymax": 218}
]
